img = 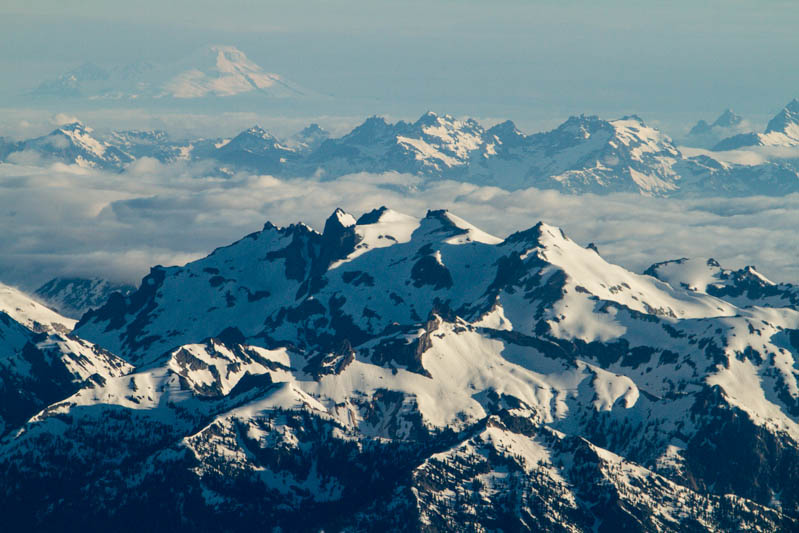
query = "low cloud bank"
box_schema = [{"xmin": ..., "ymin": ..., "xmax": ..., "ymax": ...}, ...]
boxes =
[{"xmin": 0, "ymin": 160, "xmax": 797, "ymax": 290}]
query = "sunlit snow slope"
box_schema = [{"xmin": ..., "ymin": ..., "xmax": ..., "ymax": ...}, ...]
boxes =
[{"xmin": 1, "ymin": 208, "xmax": 798, "ymax": 532}]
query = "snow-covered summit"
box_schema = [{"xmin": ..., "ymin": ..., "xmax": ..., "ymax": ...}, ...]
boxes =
[
  {"xmin": 689, "ymin": 108, "xmax": 743, "ymax": 137},
  {"xmin": 212, "ymin": 124, "xmax": 298, "ymax": 172},
  {"xmin": 714, "ymin": 98, "xmax": 799, "ymax": 150},
  {"xmin": 4, "ymin": 109, "xmax": 799, "ymax": 195},
  {"xmin": 298, "ymin": 111, "xmax": 693, "ymax": 195},
  {"xmin": 287, "ymin": 123, "xmax": 330, "ymax": 152},
  {"xmin": 3, "ymin": 207, "xmax": 799, "ymax": 529},
  {"xmin": 644, "ymin": 257, "xmax": 799, "ymax": 308},
  {"xmin": 20, "ymin": 121, "xmax": 133, "ymax": 170},
  {"xmin": 74, "ymin": 206, "xmax": 750, "ymax": 365},
  {"xmin": 464, "ymin": 113, "xmax": 684, "ymax": 194},
  {"xmin": 765, "ymin": 98, "xmax": 799, "ymax": 136},
  {"xmin": 162, "ymin": 45, "xmax": 306, "ymax": 99},
  {"xmin": 27, "ymin": 45, "xmax": 306, "ymax": 102}
]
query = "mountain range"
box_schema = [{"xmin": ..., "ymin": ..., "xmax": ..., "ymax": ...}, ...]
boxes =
[
  {"xmin": 4, "ymin": 100, "xmax": 799, "ymax": 197},
  {"xmin": 1, "ymin": 206, "xmax": 798, "ymax": 531},
  {"xmin": 712, "ymin": 99, "xmax": 799, "ymax": 151}
]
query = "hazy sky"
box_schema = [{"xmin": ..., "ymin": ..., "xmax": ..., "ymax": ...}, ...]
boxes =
[
  {"xmin": 0, "ymin": 2, "xmax": 798, "ymax": 288},
  {"xmin": 2, "ymin": 1, "xmax": 798, "ymax": 135}
]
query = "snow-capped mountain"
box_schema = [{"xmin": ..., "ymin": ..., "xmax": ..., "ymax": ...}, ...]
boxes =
[
  {"xmin": 297, "ymin": 111, "xmax": 798, "ymax": 196},
  {"xmin": 645, "ymin": 258, "xmax": 799, "ymax": 309},
  {"xmin": 3, "ymin": 110, "xmax": 799, "ymax": 195},
  {"xmin": 162, "ymin": 45, "xmax": 306, "ymax": 99},
  {"xmin": 301, "ymin": 112, "xmax": 488, "ymax": 179},
  {"xmin": 8, "ymin": 123, "xmax": 203, "ymax": 168},
  {"xmin": 1, "ymin": 207, "xmax": 798, "ymax": 531},
  {"xmin": 298, "ymin": 112, "xmax": 689, "ymax": 194},
  {"xmin": 765, "ymin": 98, "xmax": 799, "ymax": 140},
  {"xmin": 28, "ymin": 45, "xmax": 306, "ymax": 101},
  {"xmin": 689, "ymin": 109, "xmax": 744, "ymax": 136},
  {"xmin": 20, "ymin": 122, "xmax": 134, "ymax": 170},
  {"xmin": 684, "ymin": 109, "xmax": 747, "ymax": 148},
  {"xmin": 235, "ymin": 111, "xmax": 796, "ymax": 195},
  {"xmin": 104, "ymin": 129, "xmax": 188, "ymax": 162},
  {"xmin": 714, "ymin": 99, "xmax": 799, "ymax": 151},
  {"xmin": 287, "ymin": 123, "xmax": 330, "ymax": 153},
  {"xmin": 477, "ymin": 114, "xmax": 685, "ymax": 194},
  {"xmin": 213, "ymin": 125, "xmax": 299, "ymax": 173},
  {"xmin": 0, "ymin": 282, "xmax": 75, "ymax": 334},
  {"xmin": 34, "ymin": 277, "xmax": 135, "ymax": 319},
  {"xmin": 0, "ymin": 282, "xmax": 132, "ymax": 436}
]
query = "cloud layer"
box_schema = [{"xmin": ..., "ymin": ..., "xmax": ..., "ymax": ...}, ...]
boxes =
[{"xmin": 1, "ymin": 159, "xmax": 797, "ymax": 291}]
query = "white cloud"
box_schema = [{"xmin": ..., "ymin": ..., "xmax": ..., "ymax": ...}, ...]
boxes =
[
  {"xmin": 50, "ymin": 113, "xmax": 80, "ymax": 126},
  {"xmin": 681, "ymin": 145, "xmax": 799, "ymax": 167},
  {"xmin": 6, "ymin": 150, "xmax": 46, "ymax": 166},
  {"xmin": 0, "ymin": 161, "xmax": 796, "ymax": 291}
]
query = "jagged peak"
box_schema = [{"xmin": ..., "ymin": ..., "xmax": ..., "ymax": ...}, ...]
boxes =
[
  {"xmin": 260, "ymin": 219, "xmax": 318, "ymax": 236},
  {"xmin": 487, "ymin": 119, "xmax": 521, "ymax": 136},
  {"xmin": 355, "ymin": 206, "xmax": 391, "ymax": 225},
  {"xmin": 320, "ymin": 208, "xmax": 361, "ymax": 268},
  {"xmin": 618, "ymin": 113, "xmax": 646, "ymax": 125},
  {"xmin": 413, "ymin": 111, "xmax": 480, "ymax": 132},
  {"xmin": 765, "ymin": 98, "xmax": 799, "ymax": 134},
  {"xmin": 418, "ymin": 209, "xmax": 458, "ymax": 235},
  {"xmin": 561, "ymin": 114, "xmax": 604, "ymax": 127},
  {"xmin": 55, "ymin": 121, "xmax": 91, "ymax": 134},
  {"xmin": 324, "ymin": 208, "xmax": 356, "ymax": 230},
  {"xmin": 415, "ymin": 111, "xmax": 440, "ymax": 126},
  {"xmin": 419, "ymin": 210, "xmax": 502, "ymax": 245},
  {"xmin": 737, "ymin": 265, "xmax": 775, "ymax": 285},
  {"xmin": 504, "ymin": 221, "xmax": 564, "ymax": 245},
  {"xmin": 553, "ymin": 114, "xmax": 612, "ymax": 139},
  {"xmin": 643, "ymin": 257, "xmax": 693, "ymax": 277},
  {"xmin": 298, "ymin": 123, "xmax": 327, "ymax": 136},
  {"xmin": 286, "ymin": 221, "xmax": 318, "ymax": 235},
  {"xmin": 344, "ymin": 115, "xmax": 395, "ymax": 142},
  {"xmin": 642, "ymin": 256, "xmax": 779, "ymax": 296},
  {"xmin": 690, "ymin": 109, "xmax": 742, "ymax": 137},
  {"xmin": 360, "ymin": 115, "xmax": 390, "ymax": 127},
  {"xmin": 421, "ymin": 209, "xmax": 477, "ymax": 232},
  {"xmin": 423, "ymin": 208, "xmax": 449, "ymax": 220},
  {"xmin": 713, "ymin": 108, "xmax": 742, "ymax": 127},
  {"xmin": 240, "ymin": 125, "xmax": 276, "ymax": 139}
]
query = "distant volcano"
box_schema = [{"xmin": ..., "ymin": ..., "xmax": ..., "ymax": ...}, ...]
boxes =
[{"xmin": 29, "ymin": 45, "xmax": 308, "ymax": 101}]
